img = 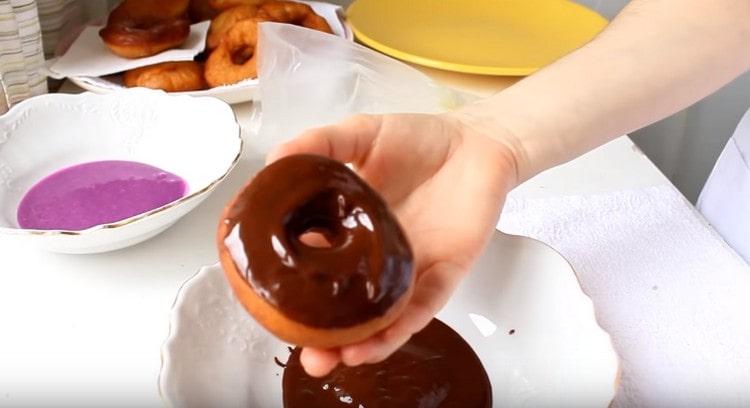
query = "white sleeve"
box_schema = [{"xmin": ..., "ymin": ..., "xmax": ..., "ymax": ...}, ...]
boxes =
[{"xmin": 697, "ymin": 108, "xmax": 750, "ymax": 263}]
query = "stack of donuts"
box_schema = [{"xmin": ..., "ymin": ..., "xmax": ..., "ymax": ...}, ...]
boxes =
[{"xmin": 99, "ymin": 0, "xmax": 332, "ymax": 92}]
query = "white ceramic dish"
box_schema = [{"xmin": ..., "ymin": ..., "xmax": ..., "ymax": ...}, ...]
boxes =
[
  {"xmin": 159, "ymin": 232, "xmax": 619, "ymax": 407},
  {"xmin": 70, "ymin": 2, "xmax": 354, "ymax": 104},
  {"xmin": 0, "ymin": 88, "xmax": 242, "ymax": 253}
]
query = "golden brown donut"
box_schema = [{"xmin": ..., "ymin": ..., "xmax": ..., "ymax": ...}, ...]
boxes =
[
  {"xmin": 189, "ymin": 0, "xmax": 220, "ymax": 22},
  {"xmin": 109, "ymin": 0, "xmax": 189, "ymax": 21},
  {"xmin": 217, "ymin": 155, "xmax": 414, "ymax": 348},
  {"xmin": 206, "ymin": 5, "xmax": 260, "ymax": 50},
  {"xmin": 205, "ymin": 18, "xmax": 264, "ymax": 87},
  {"xmin": 258, "ymin": 0, "xmax": 332, "ymax": 34},
  {"xmin": 100, "ymin": 0, "xmax": 191, "ymax": 59},
  {"xmin": 209, "ymin": 0, "xmax": 262, "ymax": 11},
  {"xmin": 123, "ymin": 61, "xmax": 207, "ymax": 92},
  {"xmin": 100, "ymin": 19, "xmax": 190, "ymax": 59}
]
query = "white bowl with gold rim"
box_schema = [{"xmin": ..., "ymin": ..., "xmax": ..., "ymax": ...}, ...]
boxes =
[{"xmin": 0, "ymin": 88, "xmax": 242, "ymax": 253}]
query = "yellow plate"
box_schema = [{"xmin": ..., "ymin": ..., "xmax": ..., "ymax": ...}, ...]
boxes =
[{"xmin": 346, "ymin": 0, "xmax": 608, "ymax": 76}]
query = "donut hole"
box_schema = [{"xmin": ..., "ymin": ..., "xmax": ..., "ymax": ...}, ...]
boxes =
[
  {"xmin": 288, "ymin": 189, "xmax": 352, "ymax": 250},
  {"xmin": 298, "ymin": 228, "xmax": 333, "ymax": 249},
  {"xmin": 230, "ymin": 46, "xmax": 255, "ymax": 65}
]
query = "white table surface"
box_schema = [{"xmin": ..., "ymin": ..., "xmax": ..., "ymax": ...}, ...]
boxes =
[{"xmin": 0, "ymin": 77, "xmax": 670, "ymax": 407}]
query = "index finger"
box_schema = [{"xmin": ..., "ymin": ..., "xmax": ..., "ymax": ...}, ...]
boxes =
[{"xmin": 266, "ymin": 114, "xmax": 383, "ymax": 166}]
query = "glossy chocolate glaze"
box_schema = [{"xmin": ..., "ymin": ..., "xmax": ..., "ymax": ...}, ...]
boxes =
[
  {"xmin": 282, "ymin": 318, "xmax": 493, "ymax": 408},
  {"xmin": 220, "ymin": 155, "xmax": 413, "ymax": 328}
]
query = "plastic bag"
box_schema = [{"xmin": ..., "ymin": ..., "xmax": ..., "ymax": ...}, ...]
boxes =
[{"xmin": 254, "ymin": 22, "xmax": 466, "ymax": 154}]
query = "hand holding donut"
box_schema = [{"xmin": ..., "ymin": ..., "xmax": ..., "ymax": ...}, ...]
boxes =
[{"xmin": 266, "ymin": 113, "xmax": 519, "ymax": 376}]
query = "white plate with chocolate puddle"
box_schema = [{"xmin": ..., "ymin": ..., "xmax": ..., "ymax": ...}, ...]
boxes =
[
  {"xmin": 69, "ymin": 2, "xmax": 353, "ymax": 105},
  {"xmin": 160, "ymin": 232, "xmax": 619, "ymax": 407}
]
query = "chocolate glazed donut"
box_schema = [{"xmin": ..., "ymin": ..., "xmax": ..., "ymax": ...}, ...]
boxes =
[{"xmin": 218, "ymin": 154, "xmax": 414, "ymax": 348}]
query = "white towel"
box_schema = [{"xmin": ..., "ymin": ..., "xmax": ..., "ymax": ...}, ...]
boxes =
[
  {"xmin": 0, "ymin": 0, "xmax": 47, "ymax": 110},
  {"xmin": 498, "ymin": 185, "xmax": 750, "ymax": 407},
  {"xmin": 0, "ymin": 0, "xmax": 31, "ymax": 108},
  {"xmin": 10, "ymin": 0, "xmax": 46, "ymax": 96}
]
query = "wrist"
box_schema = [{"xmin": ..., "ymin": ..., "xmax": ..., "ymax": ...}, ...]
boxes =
[{"xmin": 443, "ymin": 109, "xmax": 532, "ymax": 188}]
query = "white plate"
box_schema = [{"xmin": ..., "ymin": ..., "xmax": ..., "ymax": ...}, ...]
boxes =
[
  {"xmin": 159, "ymin": 232, "xmax": 619, "ymax": 407},
  {"xmin": 70, "ymin": 2, "xmax": 354, "ymax": 104}
]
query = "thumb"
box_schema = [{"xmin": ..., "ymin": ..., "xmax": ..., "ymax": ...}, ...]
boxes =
[{"xmin": 339, "ymin": 261, "xmax": 467, "ymax": 366}]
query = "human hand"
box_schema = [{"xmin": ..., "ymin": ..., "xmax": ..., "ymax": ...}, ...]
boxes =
[{"xmin": 267, "ymin": 112, "xmax": 520, "ymax": 377}]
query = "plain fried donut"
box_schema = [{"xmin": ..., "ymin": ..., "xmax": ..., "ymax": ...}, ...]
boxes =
[
  {"xmin": 108, "ymin": 0, "xmax": 189, "ymax": 21},
  {"xmin": 99, "ymin": 18, "xmax": 190, "ymax": 58},
  {"xmin": 205, "ymin": 18, "xmax": 263, "ymax": 87},
  {"xmin": 100, "ymin": 0, "xmax": 191, "ymax": 58},
  {"xmin": 123, "ymin": 61, "xmax": 207, "ymax": 92},
  {"xmin": 258, "ymin": 0, "xmax": 332, "ymax": 34},
  {"xmin": 206, "ymin": 5, "xmax": 260, "ymax": 50},
  {"xmin": 217, "ymin": 155, "xmax": 414, "ymax": 348},
  {"xmin": 209, "ymin": 0, "xmax": 262, "ymax": 11},
  {"xmin": 189, "ymin": 0, "xmax": 219, "ymax": 22}
]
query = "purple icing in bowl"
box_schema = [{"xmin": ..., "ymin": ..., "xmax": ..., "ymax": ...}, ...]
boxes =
[{"xmin": 17, "ymin": 160, "xmax": 188, "ymax": 231}]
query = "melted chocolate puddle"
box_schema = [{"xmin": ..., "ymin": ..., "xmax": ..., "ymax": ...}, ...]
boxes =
[{"xmin": 282, "ymin": 318, "xmax": 492, "ymax": 408}]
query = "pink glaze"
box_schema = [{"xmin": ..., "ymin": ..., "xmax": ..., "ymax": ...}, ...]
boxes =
[{"xmin": 17, "ymin": 160, "xmax": 187, "ymax": 231}]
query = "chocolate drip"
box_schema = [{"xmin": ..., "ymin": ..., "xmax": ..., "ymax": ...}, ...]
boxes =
[
  {"xmin": 282, "ymin": 318, "xmax": 492, "ymax": 408},
  {"xmin": 220, "ymin": 155, "xmax": 413, "ymax": 328}
]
